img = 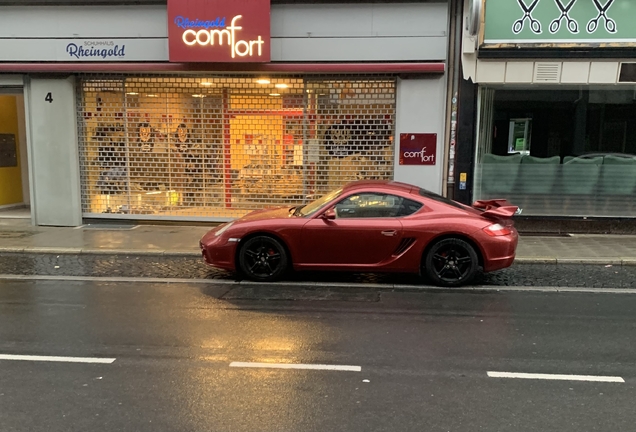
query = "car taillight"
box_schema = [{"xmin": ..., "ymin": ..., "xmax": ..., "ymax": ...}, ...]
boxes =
[{"xmin": 483, "ymin": 223, "xmax": 513, "ymax": 236}]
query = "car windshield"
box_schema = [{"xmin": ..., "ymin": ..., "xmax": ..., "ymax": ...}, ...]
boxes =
[{"xmin": 295, "ymin": 188, "xmax": 344, "ymax": 217}]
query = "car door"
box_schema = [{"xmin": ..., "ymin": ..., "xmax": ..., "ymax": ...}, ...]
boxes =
[{"xmin": 300, "ymin": 192, "xmax": 404, "ymax": 266}]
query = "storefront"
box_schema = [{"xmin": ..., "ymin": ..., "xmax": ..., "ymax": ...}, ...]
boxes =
[
  {"xmin": 0, "ymin": 0, "xmax": 450, "ymax": 226},
  {"xmin": 77, "ymin": 74, "xmax": 398, "ymax": 220},
  {"xmin": 457, "ymin": 0, "xmax": 636, "ymax": 218}
]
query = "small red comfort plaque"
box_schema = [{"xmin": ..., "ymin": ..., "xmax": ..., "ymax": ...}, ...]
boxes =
[{"xmin": 399, "ymin": 133, "xmax": 437, "ymax": 165}]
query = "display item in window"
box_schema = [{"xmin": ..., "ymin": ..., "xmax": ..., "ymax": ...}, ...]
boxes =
[
  {"xmin": 95, "ymin": 125, "xmax": 128, "ymax": 194},
  {"xmin": 138, "ymin": 122, "xmax": 154, "ymax": 152}
]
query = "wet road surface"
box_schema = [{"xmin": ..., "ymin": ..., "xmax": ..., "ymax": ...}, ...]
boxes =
[{"xmin": 1, "ymin": 279, "xmax": 636, "ymax": 431}]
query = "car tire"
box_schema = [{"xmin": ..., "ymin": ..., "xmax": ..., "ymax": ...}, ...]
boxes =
[
  {"xmin": 238, "ymin": 235, "xmax": 289, "ymax": 282},
  {"xmin": 423, "ymin": 238, "xmax": 478, "ymax": 287}
]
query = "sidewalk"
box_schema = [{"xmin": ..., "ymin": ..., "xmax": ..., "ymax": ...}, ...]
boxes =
[{"xmin": 1, "ymin": 218, "xmax": 636, "ymax": 265}]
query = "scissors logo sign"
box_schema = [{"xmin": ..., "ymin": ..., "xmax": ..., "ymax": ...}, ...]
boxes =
[
  {"xmin": 549, "ymin": 0, "xmax": 579, "ymax": 34},
  {"xmin": 587, "ymin": 0, "xmax": 617, "ymax": 34},
  {"xmin": 513, "ymin": 0, "xmax": 542, "ymax": 34}
]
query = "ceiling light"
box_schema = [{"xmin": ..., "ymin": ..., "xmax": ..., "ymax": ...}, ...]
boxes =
[
  {"xmin": 256, "ymin": 79, "xmax": 271, "ymax": 85},
  {"xmin": 201, "ymin": 82, "xmax": 213, "ymax": 86},
  {"xmin": 126, "ymin": 92, "xmax": 139, "ymax": 95},
  {"xmin": 269, "ymin": 93, "xmax": 281, "ymax": 97},
  {"xmin": 146, "ymin": 94, "xmax": 158, "ymax": 97},
  {"xmin": 275, "ymin": 83, "xmax": 288, "ymax": 89},
  {"xmin": 192, "ymin": 94, "xmax": 206, "ymax": 98}
]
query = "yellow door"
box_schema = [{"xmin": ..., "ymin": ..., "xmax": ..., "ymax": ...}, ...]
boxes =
[{"xmin": 0, "ymin": 95, "xmax": 23, "ymax": 206}]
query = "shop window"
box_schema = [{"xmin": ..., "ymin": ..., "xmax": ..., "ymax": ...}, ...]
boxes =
[
  {"xmin": 474, "ymin": 87, "xmax": 636, "ymax": 218},
  {"xmin": 619, "ymin": 63, "xmax": 636, "ymax": 83},
  {"xmin": 77, "ymin": 75, "xmax": 396, "ymax": 220}
]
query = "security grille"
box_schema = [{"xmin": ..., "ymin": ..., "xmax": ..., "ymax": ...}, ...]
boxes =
[{"xmin": 76, "ymin": 74, "xmax": 396, "ymax": 221}]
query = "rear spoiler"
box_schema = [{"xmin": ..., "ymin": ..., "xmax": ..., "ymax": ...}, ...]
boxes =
[{"xmin": 472, "ymin": 199, "xmax": 521, "ymax": 220}]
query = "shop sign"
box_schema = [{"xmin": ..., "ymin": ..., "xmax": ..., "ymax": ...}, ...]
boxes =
[
  {"xmin": 0, "ymin": 39, "xmax": 167, "ymax": 62},
  {"xmin": 66, "ymin": 40, "xmax": 127, "ymax": 60},
  {"xmin": 483, "ymin": 0, "xmax": 636, "ymax": 46},
  {"xmin": 167, "ymin": 0, "xmax": 270, "ymax": 62},
  {"xmin": 399, "ymin": 133, "xmax": 437, "ymax": 166}
]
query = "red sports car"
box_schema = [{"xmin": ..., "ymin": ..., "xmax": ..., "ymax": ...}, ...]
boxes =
[{"xmin": 199, "ymin": 180, "xmax": 519, "ymax": 287}]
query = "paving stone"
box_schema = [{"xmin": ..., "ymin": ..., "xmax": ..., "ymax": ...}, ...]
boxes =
[{"xmin": 2, "ymin": 252, "xmax": 636, "ymax": 289}]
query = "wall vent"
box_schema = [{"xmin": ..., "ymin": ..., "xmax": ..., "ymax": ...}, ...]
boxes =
[{"xmin": 533, "ymin": 62, "xmax": 562, "ymax": 83}]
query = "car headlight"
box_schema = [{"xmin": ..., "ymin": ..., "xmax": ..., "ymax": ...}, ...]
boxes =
[{"xmin": 214, "ymin": 221, "xmax": 234, "ymax": 237}]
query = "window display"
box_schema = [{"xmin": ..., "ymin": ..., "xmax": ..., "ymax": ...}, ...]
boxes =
[
  {"xmin": 77, "ymin": 75, "xmax": 396, "ymax": 220},
  {"xmin": 474, "ymin": 87, "xmax": 636, "ymax": 217}
]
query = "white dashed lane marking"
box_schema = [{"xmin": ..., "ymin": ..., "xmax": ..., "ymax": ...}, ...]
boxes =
[
  {"xmin": 230, "ymin": 362, "xmax": 361, "ymax": 372},
  {"xmin": 0, "ymin": 354, "xmax": 116, "ymax": 364},
  {"xmin": 488, "ymin": 371, "xmax": 624, "ymax": 383}
]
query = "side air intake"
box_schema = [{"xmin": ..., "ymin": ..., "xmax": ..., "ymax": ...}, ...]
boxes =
[{"xmin": 392, "ymin": 237, "xmax": 416, "ymax": 256}]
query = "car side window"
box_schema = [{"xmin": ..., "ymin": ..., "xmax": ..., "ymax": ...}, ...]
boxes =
[
  {"xmin": 334, "ymin": 193, "xmax": 422, "ymax": 218},
  {"xmin": 395, "ymin": 198, "xmax": 423, "ymax": 217}
]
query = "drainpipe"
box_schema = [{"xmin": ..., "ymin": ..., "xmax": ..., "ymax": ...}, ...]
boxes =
[{"xmin": 443, "ymin": 0, "xmax": 464, "ymax": 199}]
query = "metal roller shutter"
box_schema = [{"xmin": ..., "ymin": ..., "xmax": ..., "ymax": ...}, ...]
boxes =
[{"xmin": 76, "ymin": 74, "xmax": 396, "ymax": 221}]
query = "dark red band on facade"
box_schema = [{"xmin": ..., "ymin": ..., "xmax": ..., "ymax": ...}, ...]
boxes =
[{"xmin": 0, "ymin": 62, "xmax": 445, "ymax": 74}]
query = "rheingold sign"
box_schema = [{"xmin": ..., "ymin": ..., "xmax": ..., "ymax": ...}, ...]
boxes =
[{"xmin": 167, "ymin": 0, "xmax": 270, "ymax": 62}]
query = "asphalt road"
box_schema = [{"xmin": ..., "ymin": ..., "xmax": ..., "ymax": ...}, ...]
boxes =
[{"xmin": 1, "ymin": 280, "xmax": 635, "ymax": 432}]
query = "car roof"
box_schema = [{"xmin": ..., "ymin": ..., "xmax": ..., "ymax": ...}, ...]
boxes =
[
  {"xmin": 341, "ymin": 180, "xmax": 473, "ymax": 213},
  {"xmin": 342, "ymin": 180, "xmax": 417, "ymax": 194}
]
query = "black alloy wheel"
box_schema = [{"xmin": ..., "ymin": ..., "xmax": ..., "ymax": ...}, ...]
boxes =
[
  {"xmin": 424, "ymin": 238, "xmax": 478, "ymax": 287},
  {"xmin": 238, "ymin": 236, "xmax": 289, "ymax": 282}
]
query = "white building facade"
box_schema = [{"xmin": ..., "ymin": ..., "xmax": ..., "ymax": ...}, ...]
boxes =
[{"xmin": 0, "ymin": 0, "xmax": 452, "ymax": 226}]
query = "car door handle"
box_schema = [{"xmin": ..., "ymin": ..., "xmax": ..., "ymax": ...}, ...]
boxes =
[{"xmin": 381, "ymin": 230, "xmax": 397, "ymax": 237}]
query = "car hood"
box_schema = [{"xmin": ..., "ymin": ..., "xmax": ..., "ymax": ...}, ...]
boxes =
[
  {"xmin": 200, "ymin": 206, "xmax": 294, "ymax": 245},
  {"xmin": 237, "ymin": 206, "xmax": 295, "ymax": 222}
]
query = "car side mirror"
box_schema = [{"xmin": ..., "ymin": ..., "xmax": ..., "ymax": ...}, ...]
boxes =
[{"xmin": 321, "ymin": 208, "xmax": 336, "ymax": 220}]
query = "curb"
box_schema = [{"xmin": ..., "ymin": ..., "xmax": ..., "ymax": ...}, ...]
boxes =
[
  {"xmin": 512, "ymin": 257, "xmax": 635, "ymax": 266},
  {"xmin": 1, "ymin": 248, "xmax": 635, "ymax": 266},
  {"xmin": 0, "ymin": 248, "xmax": 198, "ymax": 257}
]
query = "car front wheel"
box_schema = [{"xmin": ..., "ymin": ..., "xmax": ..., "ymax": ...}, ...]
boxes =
[
  {"xmin": 423, "ymin": 238, "xmax": 478, "ymax": 287},
  {"xmin": 238, "ymin": 235, "xmax": 289, "ymax": 282}
]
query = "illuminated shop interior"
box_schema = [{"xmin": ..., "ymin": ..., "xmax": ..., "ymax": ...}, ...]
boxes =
[{"xmin": 77, "ymin": 75, "xmax": 396, "ymax": 220}]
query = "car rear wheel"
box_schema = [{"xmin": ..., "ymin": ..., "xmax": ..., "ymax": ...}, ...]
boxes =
[
  {"xmin": 238, "ymin": 235, "xmax": 289, "ymax": 282},
  {"xmin": 424, "ymin": 238, "xmax": 478, "ymax": 287}
]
